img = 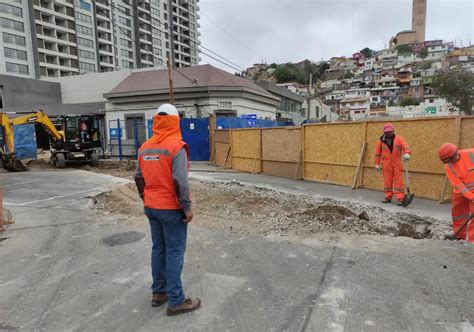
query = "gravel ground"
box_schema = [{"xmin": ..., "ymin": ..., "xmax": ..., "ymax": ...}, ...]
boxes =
[{"xmin": 92, "ymin": 179, "xmax": 451, "ymax": 241}]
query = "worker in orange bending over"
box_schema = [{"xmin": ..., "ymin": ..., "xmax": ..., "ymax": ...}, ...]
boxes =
[
  {"xmin": 375, "ymin": 123, "xmax": 411, "ymax": 206},
  {"xmin": 438, "ymin": 143, "xmax": 474, "ymax": 243}
]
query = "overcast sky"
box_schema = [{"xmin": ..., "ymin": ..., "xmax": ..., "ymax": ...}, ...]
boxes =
[{"xmin": 198, "ymin": 0, "xmax": 474, "ymax": 72}]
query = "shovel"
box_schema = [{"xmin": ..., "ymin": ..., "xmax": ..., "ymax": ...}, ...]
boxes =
[
  {"xmin": 402, "ymin": 160, "xmax": 415, "ymax": 207},
  {"xmin": 445, "ymin": 215, "xmax": 473, "ymax": 241}
]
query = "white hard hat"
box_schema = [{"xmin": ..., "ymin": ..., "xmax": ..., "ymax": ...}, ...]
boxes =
[{"xmin": 156, "ymin": 104, "xmax": 179, "ymax": 117}]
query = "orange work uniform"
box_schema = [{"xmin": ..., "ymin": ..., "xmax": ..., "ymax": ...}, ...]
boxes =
[
  {"xmin": 136, "ymin": 115, "xmax": 190, "ymax": 211},
  {"xmin": 445, "ymin": 148, "xmax": 474, "ymax": 242},
  {"xmin": 375, "ymin": 135, "xmax": 411, "ymax": 202}
]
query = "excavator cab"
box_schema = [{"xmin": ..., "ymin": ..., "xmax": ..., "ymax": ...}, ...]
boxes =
[{"xmin": 48, "ymin": 115, "xmax": 101, "ymax": 168}]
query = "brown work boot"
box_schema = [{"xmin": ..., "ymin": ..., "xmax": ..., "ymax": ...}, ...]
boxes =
[
  {"xmin": 151, "ymin": 292, "xmax": 168, "ymax": 307},
  {"xmin": 166, "ymin": 298, "xmax": 201, "ymax": 316}
]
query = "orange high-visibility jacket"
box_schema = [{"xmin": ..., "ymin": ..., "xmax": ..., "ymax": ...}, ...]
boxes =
[
  {"xmin": 445, "ymin": 148, "xmax": 474, "ymax": 201},
  {"xmin": 375, "ymin": 135, "xmax": 411, "ymax": 169},
  {"xmin": 137, "ymin": 115, "xmax": 189, "ymax": 210}
]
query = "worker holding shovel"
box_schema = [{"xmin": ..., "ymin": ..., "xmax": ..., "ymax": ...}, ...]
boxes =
[
  {"xmin": 439, "ymin": 143, "xmax": 474, "ymax": 243},
  {"xmin": 375, "ymin": 123, "xmax": 411, "ymax": 206}
]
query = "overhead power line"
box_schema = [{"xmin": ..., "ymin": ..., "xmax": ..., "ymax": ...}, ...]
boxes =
[{"xmin": 200, "ymin": 12, "xmax": 267, "ymax": 63}]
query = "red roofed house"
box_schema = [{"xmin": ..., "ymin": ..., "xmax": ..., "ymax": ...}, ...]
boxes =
[{"xmin": 103, "ymin": 64, "xmax": 280, "ymax": 147}]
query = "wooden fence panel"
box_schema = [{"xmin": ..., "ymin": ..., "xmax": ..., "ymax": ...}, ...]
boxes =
[
  {"xmin": 231, "ymin": 129, "xmax": 261, "ymax": 173},
  {"xmin": 262, "ymin": 127, "xmax": 301, "ymax": 178},
  {"xmin": 304, "ymin": 122, "xmax": 365, "ymax": 186},
  {"xmin": 214, "ymin": 130, "xmax": 231, "ymax": 167},
  {"xmin": 460, "ymin": 117, "xmax": 474, "ymax": 149}
]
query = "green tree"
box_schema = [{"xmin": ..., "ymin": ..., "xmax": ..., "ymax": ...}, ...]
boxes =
[
  {"xmin": 273, "ymin": 63, "xmax": 300, "ymax": 83},
  {"xmin": 360, "ymin": 47, "xmax": 374, "ymax": 58},
  {"xmin": 418, "ymin": 48, "xmax": 428, "ymax": 59},
  {"xmin": 432, "ymin": 68, "xmax": 474, "ymax": 114},
  {"xmin": 396, "ymin": 44, "xmax": 412, "ymax": 55},
  {"xmin": 400, "ymin": 97, "xmax": 420, "ymax": 107}
]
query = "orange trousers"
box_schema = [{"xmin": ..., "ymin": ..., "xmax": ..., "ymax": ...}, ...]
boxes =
[
  {"xmin": 382, "ymin": 163, "xmax": 405, "ymax": 202},
  {"xmin": 451, "ymin": 192, "xmax": 474, "ymax": 243}
]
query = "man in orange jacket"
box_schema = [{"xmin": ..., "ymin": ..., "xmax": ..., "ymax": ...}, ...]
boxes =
[
  {"xmin": 135, "ymin": 104, "xmax": 201, "ymax": 316},
  {"xmin": 438, "ymin": 143, "xmax": 474, "ymax": 243},
  {"xmin": 375, "ymin": 123, "xmax": 411, "ymax": 206}
]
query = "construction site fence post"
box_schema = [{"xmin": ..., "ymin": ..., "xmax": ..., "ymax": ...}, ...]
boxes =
[
  {"xmin": 133, "ymin": 118, "xmax": 139, "ymax": 160},
  {"xmin": 117, "ymin": 118, "xmax": 122, "ymax": 161}
]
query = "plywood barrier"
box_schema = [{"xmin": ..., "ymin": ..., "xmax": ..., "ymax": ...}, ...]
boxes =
[
  {"xmin": 231, "ymin": 128, "xmax": 261, "ymax": 173},
  {"xmin": 261, "ymin": 127, "xmax": 302, "ymax": 178},
  {"xmin": 214, "ymin": 130, "xmax": 231, "ymax": 167},
  {"xmin": 460, "ymin": 117, "xmax": 474, "ymax": 149},
  {"xmin": 303, "ymin": 122, "xmax": 365, "ymax": 185},
  {"xmin": 216, "ymin": 116, "xmax": 473, "ymax": 201}
]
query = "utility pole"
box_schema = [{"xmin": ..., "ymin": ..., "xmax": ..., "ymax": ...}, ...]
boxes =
[
  {"xmin": 307, "ymin": 74, "xmax": 312, "ymax": 122},
  {"xmin": 167, "ymin": 58, "xmax": 174, "ymax": 104}
]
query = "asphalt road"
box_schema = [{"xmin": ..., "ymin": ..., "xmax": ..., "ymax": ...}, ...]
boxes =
[{"xmin": 1, "ymin": 170, "xmax": 473, "ymax": 331}]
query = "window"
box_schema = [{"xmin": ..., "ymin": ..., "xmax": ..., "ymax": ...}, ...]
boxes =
[
  {"xmin": 151, "ymin": 18, "xmax": 160, "ymax": 27},
  {"xmin": 121, "ymin": 49, "xmax": 133, "ymax": 58},
  {"xmin": 6, "ymin": 62, "xmax": 28, "ymax": 75},
  {"xmin": 77, "ymin": 37, "xmax": 94, "ymax": 48},
  {"xmin": 153, "ymin": 47, "xmax": 162, "ymax": 56},
  {"xmin": 0, "ymin": 3, "xmax": 22, "ymax": 17},
  {"xmin": 189, "ymin": 23, "xmax": 195, "ymax": 30},
  {"xmin": 121, "ymin": 28, "xmax": 132, "ymax": 38},
  {"xmin": 77, "ymin": 25, "xmax": 93, "ymax": 35},
  {"xmin": 118, "ymin": 16, "xmax": 131, "ymax": 27},
  {"xmin": 4, "ymin": 47, "xmax": 27, "ymax": 61},
  {"xmin": 219, "ymin": 101, "xmax": 232, "ymax": 109},
  {"xmin": 151, "ymin": 0, "xmax": 159, "ymax": 5},
  {"xmin": 152, "ymin": 37, "xmax": 162, "ymax": 46},
  {"xmin": 154, "ymin": 58, "xmax": 163, "ymax": 66},
  {"xmin": 78, "ymin": 49, "xmax": 94, "ymax": 59},
  {"xmin": 121, "ymin": 60, "xmax": 133, "ymax": 68},
  {"xmin": 117, "ymin": 5, "xmax": 130, "ymax": 15},
  {"xmin": 79, "ymin": 61, "xmax": 95, "ymax": 72},
  {"xmin": 125, "ymin": 115, "xmax": 146, "ymax": 142},
  {"xmin": 120, "ymin": 38, "xmax": 132, "ymax": 48},
  {"xmin": 76, "ymin": 12, "xmax": 92, "ymax": 23},
  {"xmin": 79, "ymin": 0, "xmax": 91, "ymax": 11},
  {"xmin": 0, "ymin": 17, "xmax": 24, "ymax": 32},
  {"xmin": 151, "ymin": 8, "xmax": 160, "ymax": 16},
  {"xmin": 3, "ymin": 32, "xmax": 25, "ymax": 46},
  {"xmin": 152, "ymin": 28, "xmax": 161, "ymax": 37}
]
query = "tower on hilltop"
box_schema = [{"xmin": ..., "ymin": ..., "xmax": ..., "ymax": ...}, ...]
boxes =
[{"xmin": 412, "ymin": 0, "xmax": 427, "ymax": 42}]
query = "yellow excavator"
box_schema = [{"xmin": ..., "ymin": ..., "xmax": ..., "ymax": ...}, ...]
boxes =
[{"xmin": 0, "ymin": 110, "xmax": 100, "ymax": 171}]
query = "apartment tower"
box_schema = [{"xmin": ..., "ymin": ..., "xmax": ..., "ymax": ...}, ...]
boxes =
[{"xmin": 0, "ymin": 0, "xmax": 200, "ymax": 78}]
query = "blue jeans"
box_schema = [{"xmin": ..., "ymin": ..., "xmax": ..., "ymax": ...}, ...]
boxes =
[{"xmin": 145, "ymin": 208, "xmax": 188, "ymax": 307}]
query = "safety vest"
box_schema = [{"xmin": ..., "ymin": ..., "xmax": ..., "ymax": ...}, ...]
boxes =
[{"xmin": 445, "ymin": 148, "xmax": 474, "ymax": 200}]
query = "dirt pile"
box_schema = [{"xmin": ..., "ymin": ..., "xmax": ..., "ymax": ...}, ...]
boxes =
[{"xmin": 91, "ymin": 179, "xmax": 450, "ymax": 240}]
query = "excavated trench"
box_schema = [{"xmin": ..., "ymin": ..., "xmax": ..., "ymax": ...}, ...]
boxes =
[{"xmin": 92, "ymin": 179, "xmax": 450, "ymax": 241}]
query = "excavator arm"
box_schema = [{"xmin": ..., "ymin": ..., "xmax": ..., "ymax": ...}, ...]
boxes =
[
  {"xmin": 0, "ymin": 112, "xmax": 15, "ymax": 158},
  {"xmin": 10, "ymin": 110, "xmax": 63, "ymax": 142}
]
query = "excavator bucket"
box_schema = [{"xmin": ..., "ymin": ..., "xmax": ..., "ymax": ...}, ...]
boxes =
[{"xmin": 2, "ymin": 158, "xmax": 28, "ymax": 172}]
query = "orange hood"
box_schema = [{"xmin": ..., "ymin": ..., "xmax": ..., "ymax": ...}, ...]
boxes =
[{"xmin": 150, "ymin": 115, "xmax": 182, "ymax": 143}]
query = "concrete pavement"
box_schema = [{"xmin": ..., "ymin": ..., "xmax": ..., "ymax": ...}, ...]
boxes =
[{"xmin": 1, "ymin": 170, "xmax": 473, "ymax": 331}]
